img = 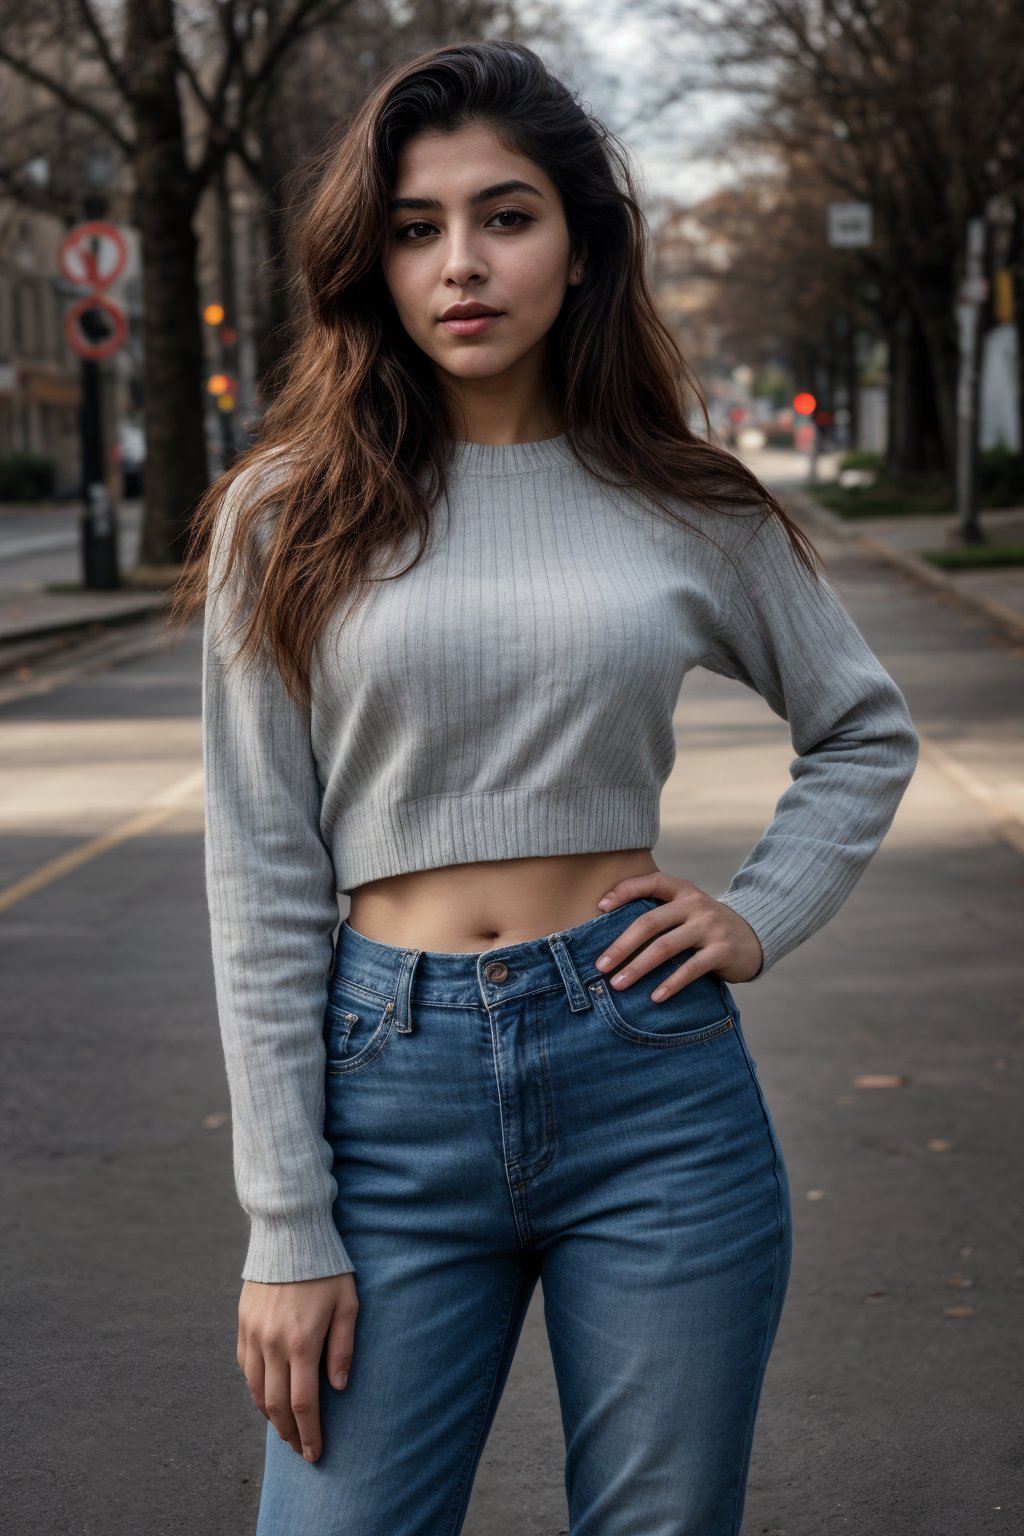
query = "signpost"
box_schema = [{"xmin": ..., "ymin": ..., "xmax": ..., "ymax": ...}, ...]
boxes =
[
  {"xmin": 58, "ymin": 220, "xmax": 128, "ymax": 590},
  {"xmin": 955, "ymin": 217, "xmax": 988, "ymax": 545},
  {"xmin": 793, "ymin": 391, "xmax": 819, "ymax": 479},
  {"xmin": 826, "ymin": 205, "xmax": 872, "ymax": 457}
]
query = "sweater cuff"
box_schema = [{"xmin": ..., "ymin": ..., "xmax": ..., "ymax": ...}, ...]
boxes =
[
  {"xmin": 715, "ymin": 889, "xmax": 780, "ymax": 978},
  {"xmin": 240, "ymin": 1208, "xmax": 357, "ymax": 1284}
]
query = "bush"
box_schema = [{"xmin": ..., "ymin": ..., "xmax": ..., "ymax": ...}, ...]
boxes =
[
  {"xmin": 0, "ymin": 452, "xmax": 58, "ymax": 501},
  {"xmin": 925, "ymin": 542, "xmax": 1024, "ymax": 569},
  {"xmin": 977, "ymin": 447, "xmax": 1024, "ymax": 505},
  {"xmin": 839, "ymin": 449, "xmax": 884, "ymax": 472}
]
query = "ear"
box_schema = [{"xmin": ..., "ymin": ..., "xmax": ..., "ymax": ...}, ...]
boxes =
[{"xmin": 568, "ymin": 240, "xmax": 589, "ymax": 284}]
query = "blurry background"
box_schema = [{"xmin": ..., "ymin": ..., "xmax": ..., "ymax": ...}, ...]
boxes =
[{"xmin": 0, "ymin": 3, "xmax": 1021, "ymax": 1532}]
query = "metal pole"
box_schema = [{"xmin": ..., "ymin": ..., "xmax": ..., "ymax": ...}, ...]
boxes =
[
  {"xmin": 78, "ymin": 208, "xmax": 120, "ymax": 589},
  {"xmin": 955, "ymin": 216, "xmax": 987, "ymax": 545}
]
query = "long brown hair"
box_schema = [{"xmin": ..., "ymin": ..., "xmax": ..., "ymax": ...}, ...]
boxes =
[{"xmin": 168, "ymin": 37, "xmax": 824, "ymax": 712}]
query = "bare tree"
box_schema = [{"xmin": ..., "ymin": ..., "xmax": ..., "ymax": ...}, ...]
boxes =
[
  {"xmin": 0, "ymin": 0, "xmax": 617, "ymax": 562},
  {"xmin": 638, "ymin": 0, "xmax": 1024, "ymax": 489},
  {"xmin": 0, "ymin": 0, "xmax": 360, "ymax": 563}
]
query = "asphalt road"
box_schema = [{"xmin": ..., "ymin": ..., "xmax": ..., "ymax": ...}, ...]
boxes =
[{"xmin": 0, "ymin": 499, "xmax": 1020, "ymax": 1534}]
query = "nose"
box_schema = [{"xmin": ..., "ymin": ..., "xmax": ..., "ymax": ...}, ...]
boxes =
[{"xmin": 441, "ymin": 224, "xmax": 489, "ymax": 287}]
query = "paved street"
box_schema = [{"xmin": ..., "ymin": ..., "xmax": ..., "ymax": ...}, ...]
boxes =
[{"xmin": 0, "ymin": 500, "xmax": 1021, "ymax": 1534}]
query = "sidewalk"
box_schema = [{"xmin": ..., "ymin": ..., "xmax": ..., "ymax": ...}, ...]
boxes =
[
  {"xmin": 0, "ymin": 495, "xmax": 172, "ymax": 674},
  {"xmin": 736, "ymin": 446, "xmax": 1024, "ymax": 646},
  {"xmin": 783, "ymin": 490, "xmax": 1024, "ymax": 646},
  {"xmin": 0, "ymin": 583, "xmax": 172, "ymax": 675}
]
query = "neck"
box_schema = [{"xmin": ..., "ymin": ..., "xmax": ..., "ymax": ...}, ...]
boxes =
[{"xmin": 441, "ymin": 367, "xmax": 563, "ymax": 446}]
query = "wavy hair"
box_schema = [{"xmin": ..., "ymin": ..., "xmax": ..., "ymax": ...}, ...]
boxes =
[{"xmin": 168, "ymin": 37, "xmax": 823, "ymax": 711}]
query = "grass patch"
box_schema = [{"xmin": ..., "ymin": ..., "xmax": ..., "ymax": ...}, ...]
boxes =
[
  {"xmin": 810, "ymin": 481, "xmax": 953, "ymax": 517},
  {"xmin": 43, "ymin": 564, "xmax": 181, "ymax": 595},
  {"xmin": 810, "ymin": 478, "xmax": 1024, "ymax": 520},
  {"xmin": 923, "ymin": 543, "xmax": 1024, "ymax": 570},
  {"xmin": 121, "ymin": 563, "xmax": 183, "ymax": 590}
]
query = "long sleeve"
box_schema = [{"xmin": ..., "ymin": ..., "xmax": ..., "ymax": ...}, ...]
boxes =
[
  {"xmin": 201, "ymin": 466, "xmax": 355, "ymax": 1282},
  {"xmin": 698, "ymin": 509, "xmax": 920, "ymax": 977}
]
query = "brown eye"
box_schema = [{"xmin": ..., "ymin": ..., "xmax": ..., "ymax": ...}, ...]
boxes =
[{"xmin": 395, "ymin": 221, "xmax": 436, "ymax": 242}]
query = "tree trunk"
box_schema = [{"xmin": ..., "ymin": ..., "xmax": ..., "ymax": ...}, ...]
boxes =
[
  {"xmin": 916, "ymin": 305, "xmax": 958, "ymax": 483},
  {"xmin": 1011, "ymin": 191, "xmax": 1024, "ymax": 456},
  {"xmin": 214, "ymin": 160, "xmax": 242, "ymax": 473},
  {"xmin": 886, "ymin": 305, "xmax": 945, "ymax": 485},
  {"xmin": 252, "ymin": 89, "xmax": 303, "ymax": 404},
  {"xmin": 125, "ymin": 0, "xmax": 210, "ymax": 567}
]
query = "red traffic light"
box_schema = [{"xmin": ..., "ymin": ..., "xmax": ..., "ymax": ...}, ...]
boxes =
[{"xmin": 793, "ymin": 392, "xmax": 817, "ymax": 416}]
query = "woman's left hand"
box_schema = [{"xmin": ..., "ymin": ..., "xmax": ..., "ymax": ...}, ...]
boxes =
[{"xmin": 593, "ymin": 868, "xmax": 763, "ymax": 998}]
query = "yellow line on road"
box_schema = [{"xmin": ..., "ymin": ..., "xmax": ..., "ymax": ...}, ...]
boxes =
[
  {"xmin": 0, "ymin": 767, "xmax": 204, "ymax": 914},
  {"xmin": 1, "ymin": 725, "xmax": 1020, "ymax": 921}
]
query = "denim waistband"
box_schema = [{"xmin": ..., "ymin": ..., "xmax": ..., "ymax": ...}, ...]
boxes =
[{"xmin": 333, "ymin": 895, "xmax": 665, "ymax": 1028}]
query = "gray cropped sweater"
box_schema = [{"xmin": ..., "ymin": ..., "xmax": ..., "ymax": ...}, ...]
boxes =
[{"xmin": 201, "ymin": 434, "xmax": 919, "ymax": 1283}]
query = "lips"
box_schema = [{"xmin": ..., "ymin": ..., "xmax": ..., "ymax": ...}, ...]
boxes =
[
  {"xmin": 439, "ymin": 304, "xmax": 501, "ymax": 320},
  {"xmin": 439, "ymin": 307, "xmax": 503, "ymax": 337}
]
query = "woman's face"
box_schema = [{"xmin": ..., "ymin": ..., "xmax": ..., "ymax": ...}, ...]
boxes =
[{"xmin": 380, "ymin": 120, "xmax": 585, "ymax": 394}]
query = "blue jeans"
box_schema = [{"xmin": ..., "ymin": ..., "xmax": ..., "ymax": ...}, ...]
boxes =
[{"xmin": 255, "ymin": 896, "xmax": 793, "ymax": 1536}]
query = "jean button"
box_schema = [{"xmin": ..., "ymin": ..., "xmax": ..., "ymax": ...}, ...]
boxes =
[{"xmin": 483, "ymin": 960, "xmax": 509, "ymax": 983}]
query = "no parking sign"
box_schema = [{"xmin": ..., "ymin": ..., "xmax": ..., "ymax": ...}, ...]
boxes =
[{"xmin": 58, "ymin": 220, "xmax": 128, "ymax": 360}]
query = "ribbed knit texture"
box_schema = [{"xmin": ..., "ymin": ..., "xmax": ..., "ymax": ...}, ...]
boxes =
[{"xmin": 202, "ymin": 435, "xmax": 920, "ymax": 1282}]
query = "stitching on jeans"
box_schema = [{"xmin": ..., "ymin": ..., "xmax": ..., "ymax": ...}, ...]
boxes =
[
  {"xmin": 727, "ymin": 1023, "xmax": 789, "ymax": 1536},
  {"xmin": 588, "ymin": 980, "xmax": 735, "ymax": 1048},
  {"xmin": 414, "ymin": 980, "xmax": 566, "ymax": 1011}
]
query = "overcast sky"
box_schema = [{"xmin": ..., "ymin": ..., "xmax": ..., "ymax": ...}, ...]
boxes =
[{"xmin": 539, "ymin": 0, "xmax": 743, "ymax": 209}]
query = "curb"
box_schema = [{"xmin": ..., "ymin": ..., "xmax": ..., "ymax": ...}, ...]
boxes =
[
  {"xmin": 0, "ymin": 593, "xmax": 172, "ymax": 677},
  {"xmin": 778, "ymin": 485, "xmax": 1024, "ymax": 647}
]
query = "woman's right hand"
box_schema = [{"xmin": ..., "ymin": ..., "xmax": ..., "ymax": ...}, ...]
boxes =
[{"xmin": 238, "ymin": 1272, "xmax": 359, "ymax": 1464}]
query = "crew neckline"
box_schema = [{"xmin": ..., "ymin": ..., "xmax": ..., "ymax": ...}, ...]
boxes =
[{"xmin": 450, "ymin": 433, "xmax": 574, "ymax": 475}]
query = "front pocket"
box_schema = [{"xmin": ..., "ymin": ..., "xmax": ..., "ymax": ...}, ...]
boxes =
[
  {"xmin": 587, "ymin": 972, "xmax": 734, "ymax": 1048},
  {"xmin": 323, "ymin": 974, "xmax": 395, "ymax": 1075}
]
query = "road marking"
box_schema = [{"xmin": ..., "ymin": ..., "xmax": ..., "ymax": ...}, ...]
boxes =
[{"xmin": 0, "ymin": 767, "xmax": 204, "ymax": 914}]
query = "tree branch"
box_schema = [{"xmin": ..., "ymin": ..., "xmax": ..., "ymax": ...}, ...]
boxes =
[{"xmin": 0, "ymin": 39, "xmax": 133, "ymax": 154}]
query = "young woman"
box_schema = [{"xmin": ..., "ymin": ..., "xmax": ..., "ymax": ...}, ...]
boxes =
[{"xmin": 171, "ymin": 37, "xmax": 919, "ymax": 1536}]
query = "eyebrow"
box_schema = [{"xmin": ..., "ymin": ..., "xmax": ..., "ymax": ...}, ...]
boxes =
[{"xmin": 387, "ymin": 179, "xmax": 546, "ymax": 212}]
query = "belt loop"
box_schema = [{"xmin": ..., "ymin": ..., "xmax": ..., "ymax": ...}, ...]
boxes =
[
  {"xmin": 392, "ymin": 948, "xmax": 422, "ymax": 1035},
  {"xmin": 546, "ymin": 933, "xmax": 592, "ymax": 1013}
]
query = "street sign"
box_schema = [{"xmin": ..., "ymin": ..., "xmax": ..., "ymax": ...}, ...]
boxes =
[
  {"xmin": 64, "ymin": 293, "xmax": 127, "ymax": 360},
  {"xmin": 58, "ymin": 220, "xmax": 127, "ymax": 289},
  {"xmin": 59, "ymin": 218, "xmax": 126, "ymax": 589},
  {"xmin": 827, "ymin": 202, "xmax": 872, "ymax": 248},
  {"xmin": 58, "ymin": 220, "xmax": 127, "ymax": 360}
]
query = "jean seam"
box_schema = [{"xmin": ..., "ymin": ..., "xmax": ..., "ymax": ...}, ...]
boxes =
[
  {"xmin": 589, "ymin": 981, "xmax": 735, "ymax": 1047},
  {"xmin": 442, "ymin": 1271, "xmax": 526, "ymax": 1536},
  {"xmin": 517, "ymin": 994, "xmax": 557, "ymax": 1182},
  {"xmin": 727, "ymin": 1017, "xmax": 789, "ymax": 1536}
]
